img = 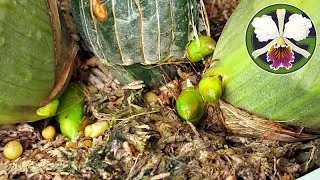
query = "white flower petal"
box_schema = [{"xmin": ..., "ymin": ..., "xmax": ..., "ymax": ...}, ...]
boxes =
[
  {"xmin": 252, "ymin": 38, "xmax": 278, "ymax": 59},
  {"xmin": 276, "ymin": 9, "xmax": 286, "ymax": 35},
  {"xmin": 284, "ymin": 37, "xmax": 310, "ymax": 58},
  {"xmin": 283, "ymin": 14, "xmax": 312, "ymax": 41},
  {"xmin": 252, "ymin": 15, "xmax": 280, "ymax": 42}
]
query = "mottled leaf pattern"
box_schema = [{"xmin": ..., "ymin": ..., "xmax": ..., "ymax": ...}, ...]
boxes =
[{"xmin": 72, "ymin": 0, "xmax": 196, "ymax": 65}]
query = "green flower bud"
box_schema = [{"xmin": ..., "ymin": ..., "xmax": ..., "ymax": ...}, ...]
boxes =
[
  {"xmin": 186, "ymin": 35, "xmax": 216, "ymax": 62},
  {"xmin": 199, "ymin": 76, "xmax": 223, "ymax": 103},
  {"xmin": 176, "ymin": 87, "xmax": 206, "ymax": 123},
  {"xmin": 36, "ymin": 100, "xmax": 59, "ymax": 117}
]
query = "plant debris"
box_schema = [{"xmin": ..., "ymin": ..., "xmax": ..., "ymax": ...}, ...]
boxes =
[
  {"xmin": 1, "ymin": 103, "xmax": 320, "ymax": 179},
  {"xmin": 0, "ymin": 124, "xmax": 40, "ymax": 150}
]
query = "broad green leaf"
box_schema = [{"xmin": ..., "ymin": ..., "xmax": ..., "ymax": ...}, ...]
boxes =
[
  {"xmin": 0, "ymin": 0, "xmax": 76, "ymax": 124},
  {"xmin": 205, "ymin": 0, "xmax": 320, "ymax": 127}
]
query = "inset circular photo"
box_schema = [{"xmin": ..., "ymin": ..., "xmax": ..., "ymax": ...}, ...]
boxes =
[{"xmin": 246, "ymin": 4, "xmax": 316, "ymax": 74}]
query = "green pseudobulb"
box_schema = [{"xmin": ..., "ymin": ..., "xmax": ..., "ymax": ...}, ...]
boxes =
[
  {"xmin": 56, "ymin": 83, "xmax": 84, "ymax": 140},
  {"xmin": 199, "ymin": 76, "xmax": 223, "ymax": 104},
  {"xmin": 186, "ymin": 35, "xmax": 216, "ymax": 62},
  {"xmin": 176, "ymin": 87, "xmax": 206, "ymax": 123}
]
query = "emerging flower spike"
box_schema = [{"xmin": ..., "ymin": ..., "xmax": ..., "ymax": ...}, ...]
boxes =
[{"xmin": 251, "ymin": 9, "xmax": 312, "ymax": 70}]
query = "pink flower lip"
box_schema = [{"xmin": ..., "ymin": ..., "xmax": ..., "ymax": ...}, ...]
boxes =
[{"xmin": 267, "ymin": 45, "xmax": 294, "ymax": 70}]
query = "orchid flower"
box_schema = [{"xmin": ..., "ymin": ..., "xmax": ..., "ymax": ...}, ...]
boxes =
[{"xmin": 251, "ymin": 9, "xmax": 312, "ymax": 70}]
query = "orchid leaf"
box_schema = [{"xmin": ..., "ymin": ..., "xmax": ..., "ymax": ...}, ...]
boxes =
[
  {"xmin": 205, "ymin": 0, "xmax": 320, "ymax": 127},
  {"xmin": 0, "ymin": 0, "xmax": 76, "ymax": 124}
]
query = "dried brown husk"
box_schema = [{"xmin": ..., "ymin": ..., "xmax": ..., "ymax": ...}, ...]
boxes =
[{"xmin": 217, "ymin": 100, "xmax": 319, "ymax": 142}]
